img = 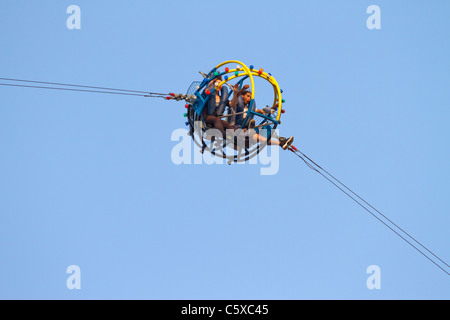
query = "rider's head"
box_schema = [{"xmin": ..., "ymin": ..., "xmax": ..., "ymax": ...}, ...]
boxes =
[
  {"xmin": 208, "ymin": 76, "xmax": 223, "ymax": 90},
  {"xmin": 241, "ymin": 90, "xmax": 252, "ymax": 105}
]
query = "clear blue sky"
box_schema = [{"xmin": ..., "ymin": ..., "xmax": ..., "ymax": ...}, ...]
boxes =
[{"xmin": 1, "ymin": 0, "xmax": 449, "ymax": 299}]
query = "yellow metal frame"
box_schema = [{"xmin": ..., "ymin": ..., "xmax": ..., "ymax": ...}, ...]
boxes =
[{"xmin": 212, "ymin": 60, "xmax": 283, "ymax": 122}]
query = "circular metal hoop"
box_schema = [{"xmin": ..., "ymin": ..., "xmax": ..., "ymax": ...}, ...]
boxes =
[{"xmin": 185, "ymin": 60, "xmax": 284, "ymax": 163}]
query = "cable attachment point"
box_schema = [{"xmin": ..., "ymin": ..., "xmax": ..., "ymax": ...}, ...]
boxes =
[{"xmin": 163, "ymin": 93, "xmax": 197, "ymax": 103}]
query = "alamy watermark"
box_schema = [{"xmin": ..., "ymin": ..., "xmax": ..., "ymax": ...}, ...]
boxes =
[
  {"xmin": 171, "ymin": 122, "xmax": 281, "ymax": 175},
  {"xmin": 66, "ymin": 5, "xmax": 81, "ymax": 30},
  {"xmin": 66, "ymin": 265, "xmax": 81, "ymax": 290},
  {"xmin": 366, "ymin": 265, "xmax": 381, "ymax": 290},
  {"xmin": 366, "ymin": 5, "xmax": 381, "ymax": 30}
]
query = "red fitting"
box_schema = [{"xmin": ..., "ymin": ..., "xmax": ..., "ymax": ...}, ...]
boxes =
[
  {"xmin": 205, "ymin": 89, "xmax": 211, "ymax": 95},
  {"xmin": 170, "ymin": 92, "xmax": 175, "ymax": 96},
  {"xmin": 185, "ymin": 104, "xmax": 189, "ymax": 108},
  {"xmin": 225, "ymin": 67, "xmax": 229, "ymax": 72},
  {"xmin": 281, "ymin": 109, "xmax": 285, "ymax": 113}
]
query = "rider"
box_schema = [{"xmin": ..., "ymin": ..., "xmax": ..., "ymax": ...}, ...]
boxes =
[
  {"xmin": 202, "ymin": 76, "xmax": 235, "ymax": 138},
  {"xmin": 230, "ymin": 87, "xmax": 294, "ymax": 150}
]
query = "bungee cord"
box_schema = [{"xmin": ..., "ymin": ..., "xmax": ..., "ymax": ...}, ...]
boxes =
[
  {"xmin": 288, "ymin": 145, "xmax": 450, "ymax": 277},
  {"xmin": 0, "ymin": 77, "xmax": 176, "ymax": 99}
]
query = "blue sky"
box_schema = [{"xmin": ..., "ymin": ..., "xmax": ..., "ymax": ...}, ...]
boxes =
[{"xmin": 1, "ymin": 0, "xmax": 449, "ymax": 299}]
